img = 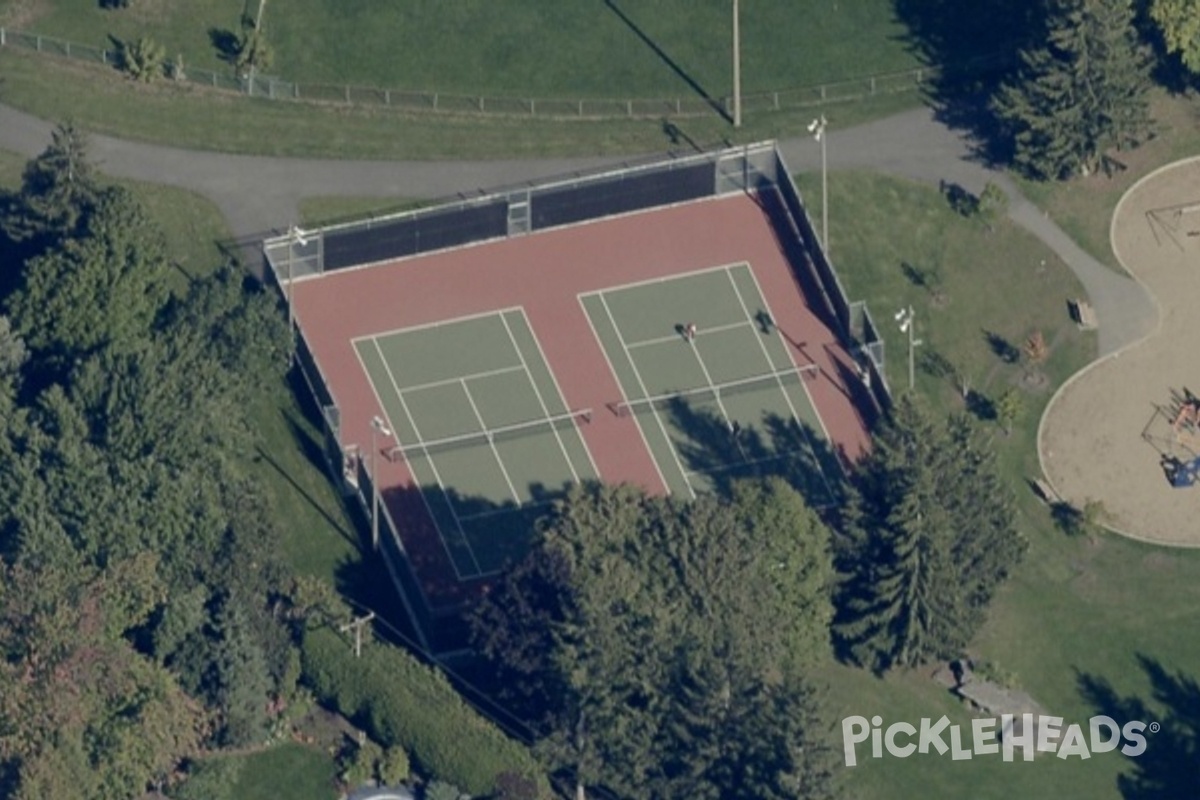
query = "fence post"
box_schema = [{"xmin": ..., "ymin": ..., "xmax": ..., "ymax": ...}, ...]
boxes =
[
  {"xmin": 870, "ymin": 76, "xmax": 876, "ymax": 94},
  {"xmin": 432, "ymin": 92, "xmax": 438, "ymax": 110},
  {"xmin": 479, "ymin": 96, "xmax": 484, "ymax": 112},
  {"xmin": 578, "ymin": 100, "xmax": 583, "ymax": 116},
  {"xmin": 385, "ymin": 89, "xmax": 390, "ymax": 106},
  {"xmin": 626, "ymin": 100, "xmax": 632, "ymax": 116},
  {"xmin": 344, "ymin": 85, "xmax": 350, "ymax": 103},
  {"xmin": 65, "ymin": 41, "xmax": 70, "ymax": 57},
  {"xmin": 36, "ymin": 35, "xmax": 41, "ymax": 51},
  {"xmin": 1, "ymin": 27, "xmax": 5, "ymax": 47},
  {"xmin": 269, "ymin": 78, "xmax": 275, "ymax": 99},
  {"xmin": 820, "ymin": 84, "xmax": 826, "ymax": 101},
  {"xmin": 773, "ymin": 91, "xmax": 779, "ymax": 111},
  {"xmin": 529, "ymin": 99, "xmax": 535, "ymax": 115}
]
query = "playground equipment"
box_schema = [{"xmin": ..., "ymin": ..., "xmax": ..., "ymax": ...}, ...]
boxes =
[
  {"xmin": 1164, "ymin": 454, "xmax": 1200, "ymax": 488},
  {"xmin": 1146, "ymin": 200, "xmax": 1200, "ymax": 251}
]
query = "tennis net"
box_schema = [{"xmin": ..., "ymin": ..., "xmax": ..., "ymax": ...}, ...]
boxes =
[
  {"xmin": 385, "ymin": 407, "xmax": 592, "ymax": 460},
  {"xmin": 612, "ymin": 363, "xmax": 818, "ymax": 418}
]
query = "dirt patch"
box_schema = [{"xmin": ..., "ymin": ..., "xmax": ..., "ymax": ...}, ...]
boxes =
[{"xmin": 1039, "ymin": 157, "xmax": 1200, "ymax": 546}]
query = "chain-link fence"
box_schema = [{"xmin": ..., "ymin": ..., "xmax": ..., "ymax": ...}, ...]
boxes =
[{"xmin": 1, "ymin": 25, "xmax": 941, "ymax": 120}]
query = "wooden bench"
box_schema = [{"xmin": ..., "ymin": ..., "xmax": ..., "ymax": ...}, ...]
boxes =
[{"xmin": 1069, "ymin": 299, "xmax": 1097, "ymax": 330}]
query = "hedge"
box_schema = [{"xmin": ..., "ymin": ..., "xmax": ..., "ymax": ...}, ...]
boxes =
[{"xmin": 300, "ymin": 626, "xmax": 544, "ymax": 796}]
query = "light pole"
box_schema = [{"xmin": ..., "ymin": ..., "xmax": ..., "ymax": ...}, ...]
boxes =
[
  {"xmin": 370, "ymin": 415, "xmax": 392, "ymax": 550},
  {"xmin": 808, "ymin": 114, "xmax": 828, "ymax": 259},
  {"xmin": 895, "ymin": 306, "xmax": 921, "ymax": 391},
  {"xmin": 286, "ymin": 225, "xmax": 309, "ymax": 363},
  {"xmin": 732, "ymin": 0, "xmax": 741, "ymax": 128}
]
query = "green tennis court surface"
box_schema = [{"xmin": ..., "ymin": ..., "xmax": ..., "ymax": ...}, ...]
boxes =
[
  {"xmin": 355, "ymin": 308, "xmax": 598, "ymax": 579},
  {"xmin": 581, "ymin": 263, "xmax": 841, "ymax": 504}
]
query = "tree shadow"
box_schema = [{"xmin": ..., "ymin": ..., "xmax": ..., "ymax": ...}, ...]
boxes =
[
  {"xmin": 208, "ymin": 27, "xmax": 242, "ymax": 65},
  {"xmin": 663, "ymin": 394, "xmax": 845, "ymax": 511},
  {"xmin": 1077, "ymin": 656, "xmax": 1200, "ymax": 797},
  {"xmin": 983, "ymin": 329, "xmax": 1020, "ymax": 363},
  {"xmin": 965, "ymin": 389, "xmax": 996, "ymax": 422},
  {"xmin": 891, "ymin": 0, "xmax": 1047, "ymax": 166},
  {"xmin": 604, "ymin": 0, "xmax": 729, "ymax": 122}
]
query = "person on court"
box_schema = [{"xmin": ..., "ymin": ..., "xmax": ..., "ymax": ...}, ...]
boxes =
[{"xmin": 685, "ymin": 322, "xmax": 697, "ymax": 342}]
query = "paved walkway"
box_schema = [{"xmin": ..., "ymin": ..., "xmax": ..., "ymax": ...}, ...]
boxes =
[{"xmin": 0, "ymin": 101, "xmax": 1154, "ymax": 356}]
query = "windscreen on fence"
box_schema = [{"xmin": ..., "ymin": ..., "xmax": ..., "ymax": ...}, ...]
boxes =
[
  {"xmin": 530, "ymin": 161, "xmax": 713, "ymax": 231},
  {"xmin": 321, "ymin": 200, "xmax": 509, "ymax": 270}
]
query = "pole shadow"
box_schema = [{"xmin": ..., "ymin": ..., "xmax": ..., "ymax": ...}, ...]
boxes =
[{"xmin": 604, "ymin": 0, "xmax": 731, "ymax": 122}]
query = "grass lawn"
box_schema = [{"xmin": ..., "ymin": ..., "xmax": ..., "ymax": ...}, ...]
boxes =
[
  {"xmin": 232, "ymin": 742, "xmax": 340, "ymax": 800},
  {"xmin": 1015, "ymin": 91, "xmax": 1200, "ymax": 275},
  {"xmin": 803, "ymin": 170, "xmax": 1200, "ymax": 799},
  {"xmin": 298, "ymin": 195, "xmax": 427, "ymax": 228},
  {"xmin": 4, "ymin": 0, "xmax": 917, "ymax": 98},
  {"xmin": 0, "ymin": 47, "xmax": 922, "ymax": 160}
]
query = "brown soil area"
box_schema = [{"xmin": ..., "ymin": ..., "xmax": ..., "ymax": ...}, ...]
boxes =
[{"xmin": 1039, "ymin": 157, "xmax": 1200, "ymax": 546}]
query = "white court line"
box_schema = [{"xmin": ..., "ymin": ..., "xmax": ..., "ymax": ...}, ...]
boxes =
[
  {"xmin": 349, "ymin": 304, "xmax": 525, "ymax": 345},
  {"xmin": 577, "ymin": 260, "xmax": 750, "ymax": 300},
  {"xmin": 498, "ymin": 311, "xmax": 581, "ymax": 485},
  {"xmin": 727, "ymin": 266, "xmax": 840, "ymax": 501},
  {"xmin": 625, "ymin": 319, "xmax": 755, "ymax": 350},
  {"xmin": 512, "ymin": 308, "xmax": 603, "ymax": 481},
  {"xmin": 460, "ymin": 378, "xmax": 522, "ymax": 505},
  {"xmin": 597, "ymin": 292, "xmax": 696, "ymax": 499},
  {"xmin": 353, "ymin": 341, "xmax": 475, "ymax": 582},
  {"xmin": 399, "ymin": 364, "xmax": 526, "ymax": 396},
  {"xmin": 577, "ymin": 295, "xmax": 670, "ymax": 494},
  {"xmin": 374, "ymin": 339, "xmax": 486, "ymax": 577}
]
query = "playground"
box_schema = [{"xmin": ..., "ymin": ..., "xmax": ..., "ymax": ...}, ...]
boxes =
[{"xmin": 1039, "ymin": 157, "xmax": 1200, "ymax": 546}]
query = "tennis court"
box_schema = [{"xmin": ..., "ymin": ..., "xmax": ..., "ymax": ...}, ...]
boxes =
[
  {"xmin": 581, "ymin": 262, "xmax": 841, "ymax": 505},
  {"xmin": 354, "ymin": 308, "xmax": 598, "ymax": 579}
]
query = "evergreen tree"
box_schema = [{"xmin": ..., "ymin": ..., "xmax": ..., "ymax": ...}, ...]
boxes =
[
  {"xmin": 992, "ymin": 0, "xmax": 1152, "ymax": 179},
  {"xmin": 836, "ymin": 396, "xmax": 1025, "ymax": 671},
  {"xmin": 2, "ymin": 122, "xmax": 100, "ymax": 246},
  {"xmin": 1149, "ymin": 0, "xmax": 1200, "ymax": 76},
  {"xmin": 6, "ymin": 185, "xmax": 169, "ymax": 366}
]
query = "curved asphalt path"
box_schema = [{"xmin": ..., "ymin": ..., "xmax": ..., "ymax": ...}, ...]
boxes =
[{"xmin": 0, "ymin": 101, "xmax": 1153, "ymax": 356}]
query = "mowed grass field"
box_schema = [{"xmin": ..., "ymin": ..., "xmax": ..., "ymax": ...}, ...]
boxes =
[
  {"xmin": 799, "ymin": 171, "xmax": 1200, "ymax": 799},
  {"xmin": 3, "ymin": 0, "xmax": 917, "ymax": 96}
]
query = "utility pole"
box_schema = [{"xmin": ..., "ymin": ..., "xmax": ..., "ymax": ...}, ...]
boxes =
[
  {"xmin": 808, "ymin": 114, "xmax": 828, "ymax": 259},
  {"xmin": 732, "ymin": 0, "xmax": 741, "ymax": 128},
  {"xmin": 895, "ymin": 306, "xmax": 921, "ymax": 391},
  {"xmin": 339, "ymin": 612, "xmax": 375, "ymax": 659},
  {"xmin": 247, "ymin": 0, "xmax": 269, "ymax": 94},
  {"xmin": 286, "ymin": 225, "xmax": 308, "ymax": 365},
  {"xmin": 370, "ymin": 416, "xmax": 392, "ymax": 551}
]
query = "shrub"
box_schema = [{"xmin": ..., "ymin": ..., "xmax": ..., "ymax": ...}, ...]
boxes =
[{"xmin": 119, "ymin": 36, "xmax": 166, "ymax": 82}]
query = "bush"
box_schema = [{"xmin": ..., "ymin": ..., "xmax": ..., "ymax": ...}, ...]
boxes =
[
  {"xmin": 425, "ymin": 780, "xmax": 470, "ymax": 800},
  {"xmin": 301, "ymin": 626, "xmax": 544, "ymax": 797},
  {"xmin": 119, "ymin": 36, "xmax": 166, "ymax": 82},
  {"xmin": 380, "ymin": 746, "xmax": 411, "ymax": 786}
]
